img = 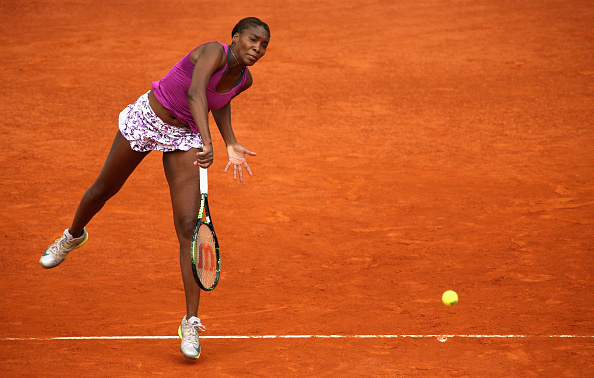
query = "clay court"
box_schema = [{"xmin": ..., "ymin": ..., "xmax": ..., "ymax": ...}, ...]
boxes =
[{"xmin": 1, "ymin": 0, "xmax": 593, "ymax": 376}]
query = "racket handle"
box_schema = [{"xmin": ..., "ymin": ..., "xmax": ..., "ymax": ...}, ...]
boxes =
[{"xmin": 199, "ymin": 167, "xmax": 208, "ymax": 194}]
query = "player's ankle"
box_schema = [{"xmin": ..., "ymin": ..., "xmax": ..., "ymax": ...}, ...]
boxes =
[{"xmin": 68, "ymin": 228, "xmax": 84, "ymax": 239}]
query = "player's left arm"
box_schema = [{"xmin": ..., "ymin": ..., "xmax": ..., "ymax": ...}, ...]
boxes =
[
  {"xmin": 211, "ymin": 71, "xmax": 253, "ymax": 145},
  {"xmin": 211, "ymin": 73, "xmax": 256, "ymax": 181},
  {"xmin": 211, "ymin": 102, "xmax": 237, "ymax": 147}
]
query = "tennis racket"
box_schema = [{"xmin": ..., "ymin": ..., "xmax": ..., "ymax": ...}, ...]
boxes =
[{"xmin": 191, "ymin": 167, "xmax": 221, "ymax": 291}]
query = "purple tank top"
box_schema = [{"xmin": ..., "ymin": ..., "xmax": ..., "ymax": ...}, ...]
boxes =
[{"xmin": 151, "ymin": 41, "xmax": 249, "ymax": 133}]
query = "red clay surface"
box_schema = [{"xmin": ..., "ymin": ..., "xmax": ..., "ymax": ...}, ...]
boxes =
[{"xmin": 1, "ymin": 0, "xmax": 593, "ymax": 376}]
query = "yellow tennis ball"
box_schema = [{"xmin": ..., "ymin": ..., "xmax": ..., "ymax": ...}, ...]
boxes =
[{"xmin": 442, "ymin": 290, "xmax": 458, "ymax": 306}]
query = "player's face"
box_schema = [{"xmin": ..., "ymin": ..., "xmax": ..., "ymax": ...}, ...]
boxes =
[{"xmin": 233, "ymin": 26, "xmax": 269, "ymax": 66}]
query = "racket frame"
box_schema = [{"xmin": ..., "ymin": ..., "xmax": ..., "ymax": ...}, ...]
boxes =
[{"xmin": 190, "ymin": 168, "xmax": 221, "ymax": 291}]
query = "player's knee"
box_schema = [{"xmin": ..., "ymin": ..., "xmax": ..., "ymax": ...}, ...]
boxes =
[
  {"xmin": 174, "ymin": 216, "xmax": 196, "ymax": 241},
  {"xmin": 86, "ymin": 182, "xmax": 118, "ymax": 204}
]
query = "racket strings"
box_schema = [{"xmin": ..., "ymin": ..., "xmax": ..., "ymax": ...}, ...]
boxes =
[{"xmin": 196, "ymin": 224, "xmax": 217, "ymax": 287}]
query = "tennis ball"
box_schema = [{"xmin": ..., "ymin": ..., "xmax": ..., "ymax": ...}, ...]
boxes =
[{"xmin": 442, "ymin": 290, "xmax": 458, "ymax": 306}]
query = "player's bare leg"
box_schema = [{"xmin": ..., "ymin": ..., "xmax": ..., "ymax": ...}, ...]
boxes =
[
  {"xmin": 69, "ymin": 131, "xmax": 149, "ymax": 237},
  {"xmin": 163, "ymin": 148, "xmax": 205, "ymax": 359},
  {"xmin": 40, "ymin": 131, "xmax": 148, "ymax": 269},
  {"xmin": 162, "ymin": 148, "xmax": 202, "ymax": 318}
]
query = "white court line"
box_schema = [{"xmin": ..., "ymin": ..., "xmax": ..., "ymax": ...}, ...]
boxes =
[{"xmin": 3, "ymin": 334, "xmax": 593, "ymax": 341}]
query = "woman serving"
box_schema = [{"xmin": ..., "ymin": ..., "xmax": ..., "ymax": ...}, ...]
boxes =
[{"xmin": 39, "ymin": 17, "xmax": 270, "ymax": 360}]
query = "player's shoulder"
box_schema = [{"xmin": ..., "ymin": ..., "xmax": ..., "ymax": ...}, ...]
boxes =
[
  {"xmin": 202, "ymin": 41, "xmax": 227, "ymax": 52},
  {"xmin": 189, "ymin": 41, "xmax": 227, "ymax": 65}
]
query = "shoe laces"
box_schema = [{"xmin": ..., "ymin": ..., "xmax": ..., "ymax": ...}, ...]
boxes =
[
  {"xmin": 184, "ymin": 319, "xmax": 206, "ymax": 344},
  {"xmin": 56, "ymin": 232, "xmax": 81, "ymax": 252}
]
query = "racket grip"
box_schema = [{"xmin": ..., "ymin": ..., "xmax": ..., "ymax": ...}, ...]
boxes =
[{"xmin": 199, "ymin": 167, "xmax": 208, "ymax": 194}]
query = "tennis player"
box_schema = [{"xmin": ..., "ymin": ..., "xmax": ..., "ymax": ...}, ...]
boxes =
[{"xmin": 39, "ymin": 17, "xmax": 270, "ymax": 360}]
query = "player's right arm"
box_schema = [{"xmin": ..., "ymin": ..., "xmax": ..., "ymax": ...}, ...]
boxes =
[{"xmin": 187, "ymin": 42, "xmax": 227, "ymax": 168}]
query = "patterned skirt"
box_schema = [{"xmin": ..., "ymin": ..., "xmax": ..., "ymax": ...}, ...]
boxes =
[{"xmin": 118, "ymin": 91, "xmax": 203, "ymax": 152}]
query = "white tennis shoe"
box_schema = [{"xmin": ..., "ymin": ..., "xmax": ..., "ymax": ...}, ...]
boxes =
[
  {"xmin": 40, "ymin": 228, "xmax": 88, "ymax": 268},
  {"xmin": 178, "ymin": 316, "xmax": 206, "ymax": 359}
]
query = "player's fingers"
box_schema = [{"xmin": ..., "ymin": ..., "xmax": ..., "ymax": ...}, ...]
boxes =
[
  {"xmin": 238, "ymin": 165, "xmax": 244, "ymax": 183},
  {"xmin": 244, "ymin": 148, "xmax": 257, "ymax": 156},
  {"xmin": 224, "ymin": 161, "xmax": 231, "ymax": 173},
  {"xmin": 196, "ymin": 161, "xmax": 212, "ymax": 169},
  {"xmin": 196, "ymin": 148, "xmax": 213, "ymax": 157},
  {"xmin": 233, "ymin": 164, "xmax": 237, "ymax": 180},
  {"xmin": 243, "ymin": 161, "xmax": 253, "ymax": 176},
  {"xmin": 195, "ymin": 154, "xmax": 212, "ymax": 163}
]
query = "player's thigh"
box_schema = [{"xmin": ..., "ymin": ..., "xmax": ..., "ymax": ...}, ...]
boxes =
[
  {"xmin": 91, "ymin": 131, "xmax": 149, "ymax": 199},
  {"xmin": 162, "ymin": 148, "xmax": 202, "ymax": 238}
]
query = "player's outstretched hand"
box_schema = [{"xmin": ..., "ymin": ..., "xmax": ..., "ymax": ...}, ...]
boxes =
[{"xmin": 224, "ymin": 143, "xmax": 256, "ymax": 182}]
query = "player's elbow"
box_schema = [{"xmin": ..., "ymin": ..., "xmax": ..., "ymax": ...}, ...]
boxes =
[{"xmin": 187, "ymin": 89, "xmax": 205, "ymax": 102}]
